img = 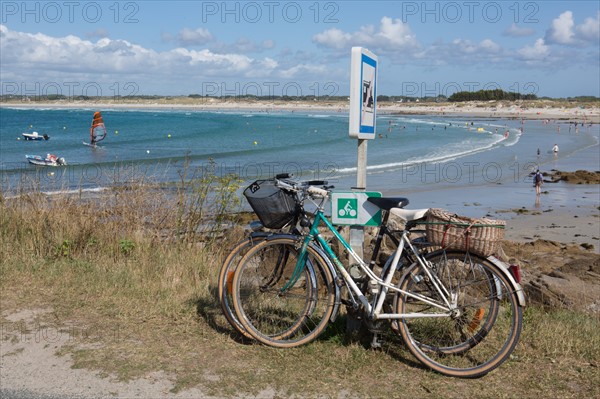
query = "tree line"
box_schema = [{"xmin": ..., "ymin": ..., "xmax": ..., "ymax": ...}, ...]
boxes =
[
  {"xmin": 448, "ymin": 89, "xmax": 537, "ymax": 102},
  {"xmin": 3, "ymin": 92, "xmax": 598, "ymax": 103}
]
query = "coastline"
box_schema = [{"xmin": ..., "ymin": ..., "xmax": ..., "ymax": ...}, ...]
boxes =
[{"xmin": 2, "ymin": 99, "xmax": 599, "ymax": 123}]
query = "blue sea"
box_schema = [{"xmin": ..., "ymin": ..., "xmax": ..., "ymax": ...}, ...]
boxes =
[{"xmin": 1, "ymin": 106, "xmax": 598, "ymax": 209}]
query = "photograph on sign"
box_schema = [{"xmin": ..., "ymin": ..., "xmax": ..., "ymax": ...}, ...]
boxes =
[
  {"xmin": 349, "ymin": 47, "xmax": 378, "ymax": 140},
  {"xmin": 361, "ymin": 60, "xmax": 376, "ymax": 130}
]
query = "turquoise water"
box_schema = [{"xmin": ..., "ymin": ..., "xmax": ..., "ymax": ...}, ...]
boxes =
[{"xmin": 1, "ymin": 107, "xmax": 598, "ymax": 197}]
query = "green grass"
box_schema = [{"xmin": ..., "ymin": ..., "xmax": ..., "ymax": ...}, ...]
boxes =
[{"xmin": 1, "ymin": 183, "xmax": 599, "ymax": 398}]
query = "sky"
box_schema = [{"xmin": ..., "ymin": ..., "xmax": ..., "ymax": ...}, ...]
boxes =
[{"xmin": 1, "ymin": 1, "xmax": 599, "ymax": 99}]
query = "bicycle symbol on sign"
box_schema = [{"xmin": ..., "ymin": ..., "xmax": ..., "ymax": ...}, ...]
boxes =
[{"xmin": 338, "ymin": 199, "xmax": 357, "ymax": 218}]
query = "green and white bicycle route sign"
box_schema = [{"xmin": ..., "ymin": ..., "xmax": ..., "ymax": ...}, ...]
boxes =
[{"xmin": 331, "ymin": 192, "xmax": 382, "ymax": 226}]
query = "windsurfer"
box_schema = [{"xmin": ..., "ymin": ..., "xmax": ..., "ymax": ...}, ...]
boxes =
[{"xmin": 89, "ymin": 111, "xmax": 107, "ymax": 146}]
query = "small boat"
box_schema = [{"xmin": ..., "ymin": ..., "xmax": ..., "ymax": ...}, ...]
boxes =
[
  {"xmin": 26, "ymin": 154, "xmax": 67, "ymax": 166},
  {"xmin": 22, "ymin": 132, "xmax": 50, "ymax": 141}
]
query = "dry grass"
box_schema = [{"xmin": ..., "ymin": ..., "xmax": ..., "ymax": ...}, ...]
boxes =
[{"xmin": 1, "ymin": 181, "xmax": 600, "ymax": 398}]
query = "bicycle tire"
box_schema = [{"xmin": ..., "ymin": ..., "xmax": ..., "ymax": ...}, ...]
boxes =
[
  {"xmin": 218, "ymin": 236, "xmax": 267, "ymax": 338},
  {"xmin": 396, "ymin": 251, "xmax": 522, "ymax": 378},
  {"xmin": 232, "ymin": 237, "xmax": 336, "ymax": 348}
]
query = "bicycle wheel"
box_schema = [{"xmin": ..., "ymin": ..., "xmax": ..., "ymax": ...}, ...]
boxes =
[
  {"xmin": 232, "ymin": 237, "xmax": 336, "ymax": 348},
  {"xmin": 391, "ymin": 250, "xmax": 501, "ymax": 351},
  {"xmin": 396, "ymin": 251, "xmax": 522, "ymax": 378},
  {"xmin": 218, "ymin": 236, "xmax": 266, "ymax": 338}
]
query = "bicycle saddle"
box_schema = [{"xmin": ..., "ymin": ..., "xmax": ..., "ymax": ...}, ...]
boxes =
[
  {"xmin": 390, "ymin": 208, "xmax": 429, "ymax": 223},
  {"xmin": 367, "ymin": 197, "xmax": 409, "ymax": 210}
]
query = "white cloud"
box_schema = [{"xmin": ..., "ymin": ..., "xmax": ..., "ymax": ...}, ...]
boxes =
[
  {"xmin": 2, "ymin": 27, "xmax": 173, "ymax": 80},
  {"xmin": 517, "ymin": 38, "xmax": 550, "ymax": 61},
  {"xmin": 377, "ymin": 16, "xmax": 417, "ymax": 47},
  {"xmin": 262, "ymin": 40, "xmax": 275, "ymax": 50},
  {"xmin": 0, "ymin": 25, "xmax": 327, "ymax": 94},
  {"xmin": 313, "ymin": 17, "xmax": 418, "ymax": 52},
  {"xmin": 504, "ymin": 23, "xmax": 535, "ymax": 37},
  {"xmin": 479, "ymin": 39, "xmax": 502, "ymax": 53},
  {"xmin": 311, "ymin": 11, "xmax": 595, "ymax": 70},
  {"xmin": 279, "ymin": 64, "xmax": 328, "ymax": 79},
  {"xmin": 576, "ymin": 11, "xmax": 600, "ymax": 42},
  {"xmin": 545, "ymin": 11, "xmax": 575, "ymax": 44},
  {"xmin": 177, "ymin": 27, "xmax": 214, "ymax": 46},
  {"xmin": 1, "ymin": 26, "xmax": 261, "ymax": 77},
  {"xmin": 212, "ymin": 37, "xmax": 276, "ymax": 54},
  {"xmin": 419, "ymin": 38, "xmax": 503, "ymax": 66},
  {"xmin": 545, "ymin": 10, "xmax": 599, "ymax": 45},
  {"xmin": 85, "ymin": 28, "xmax": 110, "ymax": 40},
  {"xmin": 312, "ymin": 28, "xmax": 351, "ymax": 50}
]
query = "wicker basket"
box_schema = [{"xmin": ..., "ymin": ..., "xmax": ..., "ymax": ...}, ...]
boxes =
[
  {"xmin": 243, "ymin": 179, "xmax": 298, "ymax": 229},
  {"xmin": 425, "ymin": 208, "xmax": 506, "ymax": 257}
]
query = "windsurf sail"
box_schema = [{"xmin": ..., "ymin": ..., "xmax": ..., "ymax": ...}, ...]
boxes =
[{"xmin": 90, "ymin": 111, "xmax": 107, "ymax": 144}]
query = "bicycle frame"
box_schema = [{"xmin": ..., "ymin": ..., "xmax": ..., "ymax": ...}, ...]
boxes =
[{"xmin": 294, "ymin": 203, "xmax": 455, "ymax": 321}]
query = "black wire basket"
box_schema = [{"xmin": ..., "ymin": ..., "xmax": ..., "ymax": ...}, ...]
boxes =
[{"xmin": 243, "ymin": 179, "xmax": 299, "ymax": 229}]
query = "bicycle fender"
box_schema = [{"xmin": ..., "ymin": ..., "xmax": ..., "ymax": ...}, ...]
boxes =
[
  {"xmin": 487, "ymin": 255, "xmax": 527, "ymax": 307},
  {"xmin": 263, "ymin": 233, "xmax": 302, "ymax": 242}
]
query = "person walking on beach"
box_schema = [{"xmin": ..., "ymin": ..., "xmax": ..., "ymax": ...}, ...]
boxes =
[
  {"xmin": 534, "ymin": 169, "xmax": 543, "ymax": 195},
  {"xmin": 552, "ymin": 143, "xmax": 559, "ymax": 155}
]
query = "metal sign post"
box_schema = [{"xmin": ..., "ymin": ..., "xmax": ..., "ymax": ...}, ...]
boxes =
[
  {"xmin": 350, "ymin": 140, "xmax": 367, "ymax": 259},
  {"xmin": 348, "ymin": 47, "xmax": 378, "ymax": 260}
]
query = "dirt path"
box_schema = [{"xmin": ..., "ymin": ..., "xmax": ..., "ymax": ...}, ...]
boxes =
[{"xmin": 1, "ymin": 310, "xmax": 216, "ymax": 398}]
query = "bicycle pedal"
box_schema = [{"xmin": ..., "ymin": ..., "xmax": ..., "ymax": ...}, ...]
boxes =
[
  {"xmin": 366, "ymin": 320, "xmax": 386, "ymax": 333},
  {"xmin": 370, "ymin": 333, "xmax": 383, "ymax": 349}
]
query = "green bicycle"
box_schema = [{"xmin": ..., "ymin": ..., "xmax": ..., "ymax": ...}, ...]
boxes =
[{"xmin": 219, "ymin": 175, "xmax": 427, "ymax": 339}]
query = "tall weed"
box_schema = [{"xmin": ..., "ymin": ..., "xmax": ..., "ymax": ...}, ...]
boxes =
[{"xmin": 175, "ymin": 158, "xmax": 242, "ymax": 243}]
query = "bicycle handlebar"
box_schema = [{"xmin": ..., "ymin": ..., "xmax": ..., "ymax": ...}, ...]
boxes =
[
  {"xmin": 274, "ymin": 175, "xmax": 332, "ymax": 192},
  {"xmin": 307, "ymin": 186, "xmax": 329, "ymax": 198}
]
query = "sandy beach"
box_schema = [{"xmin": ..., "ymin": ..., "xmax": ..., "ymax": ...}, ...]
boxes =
[{"xmin": 2, "ymin": 98, "xmax": 600, "ymax": 123}]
